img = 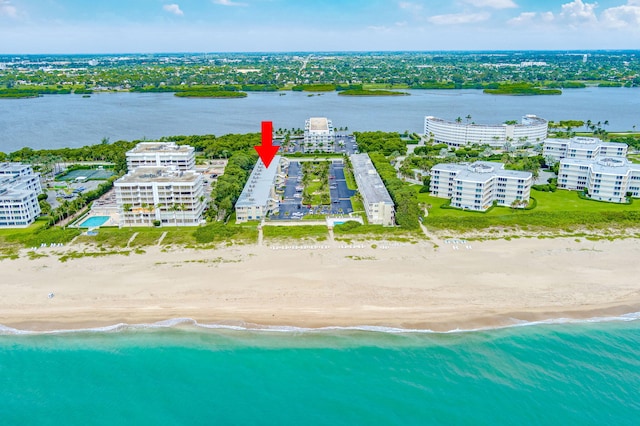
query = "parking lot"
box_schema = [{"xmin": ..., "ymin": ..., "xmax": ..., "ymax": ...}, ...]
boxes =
[
  {"xmin": 271, "ymin": 160, "xmax": 311, "ymax": 220},
  {"xmin": 44, "ymin": 179, "xmax": 103, "ymax": 209},
  {"xmin": 328, "ymin": 161, "xmax": 355, "ymax": 214},
  {"xmin": 270, "ymin": 159, "xmax": 355, "ymax": 221}
]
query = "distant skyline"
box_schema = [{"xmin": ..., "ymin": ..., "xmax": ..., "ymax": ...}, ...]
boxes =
[{"xmin": 1, "ymin": 0, "xmax": 639, "ymax": 53}]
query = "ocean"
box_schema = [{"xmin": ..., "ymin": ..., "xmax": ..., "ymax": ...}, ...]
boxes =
[{"xmin": 2, "ymin": 318, "xmax": 639, "ymax": 425}]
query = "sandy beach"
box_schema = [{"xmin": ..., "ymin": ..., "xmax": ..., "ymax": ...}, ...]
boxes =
[{"xmin": 1, "ymin": 237, "xmax": 640, "ymax": 332}]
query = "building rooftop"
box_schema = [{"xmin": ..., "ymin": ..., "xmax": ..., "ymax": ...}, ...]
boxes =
[
  {"xmin": 433, "ymin": 161, "xmax": 532, "ymax": 182},
  {"xmin": 308, "ymin": 117, "xmax": 330, "ymax": 132},
  {"xmin": 562, "ymin": 156, "xmax": 640, "ymax": 174},
  {"xmin": 351, "ymin": 153, "xmax": 393, "ymax": 205},
  {"xmin": 545, "ymin": 137, "xmax": 627, "ymax": 149},
  {"xmin": 116, "ymin": 166, "xmax": 202, "ymax": 184},
  {"xmin": 426, "ymin": 115, "xmax": 546, "ymax": 128},
  {"xmin": 236, "ymin": 156, "xmax": 281, "ymax": 208},
  {"xmin": 0, "ymin": 162, "xmax": 33, "ymax": 175},
  {"xmin": 0, "ymin": 174, "xmax": 38, "ymax": 199},
  {"xmin": 127, "ymin": 142, "xmax": 194, "ymax": 155}
]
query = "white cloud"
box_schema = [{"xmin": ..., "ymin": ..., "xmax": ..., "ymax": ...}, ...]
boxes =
[
  {"xmin": 367, "ymin": 25, "xmax": 390, "ymax": 32},
  {"xmin": 399, "ymin": 1, "xmax": 422, "ymax": 12},
  {"xmin": 507, "ymin": 11, "xmax": 554, "ymax": 25},
  {"xmin": 0, "ymin": 0, "xmax": 17, "ymax": 18},
  {"xmin": 541, "ymin": 11, "xmax": 554, "ymax": 22},
  {"xmin": 163, "ymin": 4, "xmax": 184, "ymax": 16},
  {"xmin": 463, "ymin": 0, "xmax": 517, "ymax": 9},
  {"xmin": 507, "ymin": 11, "xmax": 536, "ymax": 24},
  {"xmin": 213, "ymin": 0, "xmax": 248, "ymax": 6},
  {"xmin": 559, "ymin": 0, "xmax": 598, "ymax": 24},
  {"xmin": 601, "ymin": 1, "xmax": 640, "ymax": 29},
  {"xmin": 428, "ymin": 12, "xmax": 490, "ymax": 25}
]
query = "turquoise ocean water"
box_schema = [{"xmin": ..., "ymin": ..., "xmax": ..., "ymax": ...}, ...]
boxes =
[{"xmin": 2, "ymin": 319, "xmax": 640, "ymax": 425}]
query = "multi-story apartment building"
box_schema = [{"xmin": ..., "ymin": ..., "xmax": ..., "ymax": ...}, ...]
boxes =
[
  {"xmin": 126, "ymin": 142, "xmax": 196, "ymax": 171},
  {"xmin": 430, "ymin": 161, "xmax": 532, "ymax": 211},
  {"xmin": 0, "ymin": 163, "xmax": 42, "ymax": 228},
  {"xmin": 424, "ymin": 114, "xmax": 548, "ymax": 148},
  {"xmin": 543, "ymin": 137, "xmax": 627, "ymax": 162},
  {"xmin": 350, "ymin": 153, "xmax": 395, "ymax": 226},
  {"xmin": 558, "ymin": 157, "xmax": 640, "ymax": 203},
  {"xmin": 304, "ymin": 117, "xmax": 336, "ymax": 153},
  {"xmin": 114, "ymin": 166, "xmax": 205, "ymax": 226},
  {"xmin": 235, "ymin": 156, "xmax": 284, "ymax": 223}
]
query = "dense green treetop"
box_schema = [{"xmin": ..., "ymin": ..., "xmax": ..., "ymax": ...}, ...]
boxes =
[
  {"xmin": 353, "ymin": 131, "xmax": 407, "ymax": 156},
  {"xmin": 2, "ymin": 51, "xmax": 639, "ymax": 94}
]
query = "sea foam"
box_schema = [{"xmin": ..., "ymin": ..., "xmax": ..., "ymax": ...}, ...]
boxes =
[{"xmin": 1, "ymin": 311, "xmax": 640, "ymax": 336}]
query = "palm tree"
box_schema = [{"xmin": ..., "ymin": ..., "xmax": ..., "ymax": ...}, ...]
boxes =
[
  {"xmin": 154, "ymin": 203, "xmax": 165, "ymax": 225},
  {"xmin": 465, "ymin": 114, "xmax": 472, "ymax": 124},
  {"xmin": 455, "ymin": 116, "xmax": 462, "ymax": 124},
  {"xmin": 179, "ymin": 203, "xmax": 187, "ymax": 226},
  {"xmin": 140, "ymin": 202, "xmax": 150, "ymax": 225},
  {"xmin": 169, "ymin": 204, "xmax": 180, "ymax": 227}
]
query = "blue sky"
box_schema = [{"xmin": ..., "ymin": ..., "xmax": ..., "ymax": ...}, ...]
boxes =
[{"xmin": 1, "ymin": 0, "xmax": 639, "ymax": 53}]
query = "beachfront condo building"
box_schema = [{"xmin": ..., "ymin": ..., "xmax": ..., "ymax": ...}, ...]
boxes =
[
  {"xmin": 304, "ymin": 117, "xmax": 336, "ymax": 153},
  {"xmin": 558, "ymin": 157, "xmax": 640, "ymax": 203},
  {"xmin": 350, "ymin": 153, "xmax": 395, "ymax": 226},
  {"xmin": 543, "ymin": 137, "xmax": 627, "ymax": 162},
  {"xmin": 126, "ymin": 142, "xmax": 196, "ymax": 171},
  {"xmin": 115, "ymin": 166, "xmax": 206, "ymax": 226},
  {"xmin": 430, "ymin": 161, "xmax": 532, "ymax": 211},
  {"xmin": 424, "ymin": 115, "xmax": 548, "ymax": 148},
  {"xmin": 235, "ymin": 156, "xmax": 285, "ymax": 223},
  {"xmin": 0, "ymin": 163, "xmax": 42, "ymax": 228}
]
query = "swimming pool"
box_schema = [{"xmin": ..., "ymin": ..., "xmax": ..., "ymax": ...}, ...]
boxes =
[{"xmin": 79, "ymin": 216, "xmax": 110, "ymax": 228}]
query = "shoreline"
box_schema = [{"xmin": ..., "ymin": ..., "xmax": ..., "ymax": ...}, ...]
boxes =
[
  {"xmin": 2, "ymin": 237, "xmax": 640, "ymax": 333},
  {"xmin": 3, "ymin": 305, "xmax": 640, "ymax": 335}
]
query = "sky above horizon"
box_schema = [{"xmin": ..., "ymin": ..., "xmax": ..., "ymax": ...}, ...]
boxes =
[{"xmin": 1, "ymin": 0, "xmax": 639, "ymax": 53}]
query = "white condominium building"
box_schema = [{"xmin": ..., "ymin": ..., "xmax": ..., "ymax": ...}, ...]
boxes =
[
  {"xmin": 424, "ymin": 114, "xmax": 548, "ymax": 148},
  {"xmin": 558, "ymin": 157, "xmax": 640, "ymax": 203},
  {"xmin": 543, "ymin": 137, "xmax": 627, "ymax": 162},
  {"xmin": 430, "ymin": 161, "xmax": 532, "ymax": 211},
  {"xmin": 235, "ymin": 156, "xmax": 284, "ymax": 223},
  {"xmin": 115, "ymin": 167, "xmax": 205, "ymax": 226},
  {"xmin": 0, "ymin": 163, "xmax": 42, "ymax": 228},
  {"xmin": 304, "ymin": 117, "xmax": 336, "ymax": 153},
  {"xmin": 350, "ymin": 153, "xmax": 395, "ymax": 226},
  {"xmin": 126, "ymin": 142, "xmax": 196, "ymax": 171}
]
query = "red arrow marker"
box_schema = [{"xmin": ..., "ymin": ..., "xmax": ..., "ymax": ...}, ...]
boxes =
[{"xmin": 254, "ymin": 121, "xmax": 279, "ymax": 168}]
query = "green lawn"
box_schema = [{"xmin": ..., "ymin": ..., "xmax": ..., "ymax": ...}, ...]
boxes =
[
  {"xmin": 343, "ymin": 165, "xmax": 358, "ymax": 190},
  {"xmin": 304, "ymin": 180, "xmax": 327, "ymax": 205},
  {"xmin": 333, "ymin": 221, "xmax": 422, "ymax": 242},
  {"xmin": 349, "ymin": 196, "xmax": 367, "ymax": 224},
  {"xmin": 75, "ymin": 227, "xmax": 170, "ymax": 248},
  {"xmin": 415, "ymin": 185, "xmax": 640, "ymax": 231},
  {"xmin": 262, "ymin": 225, "xmax": 328, "ymax": 241},
  {"xmin": 0, "ymin": 219, "xmax": 80, "ymax": 249}
]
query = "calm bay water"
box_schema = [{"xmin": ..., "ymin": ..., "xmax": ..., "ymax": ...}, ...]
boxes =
[
  {"xmin": 1, "ymin": 320, "xmax": 640, "ymax": 425},
  {"xmin": 1, "ymin": 87, "xmax": 639, "ymax": 153}
]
